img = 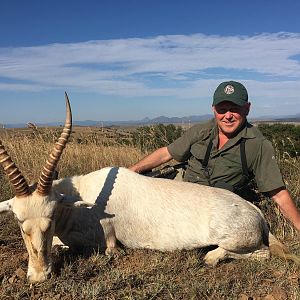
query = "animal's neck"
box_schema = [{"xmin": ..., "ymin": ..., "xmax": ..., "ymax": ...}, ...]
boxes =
[
  {"xmin": 54, "ymin": 204, "xmax": 74, "ymax": 235},
  {"xmin": 52, "ymin": 176, "xmax": 84, "ymax": 236}
]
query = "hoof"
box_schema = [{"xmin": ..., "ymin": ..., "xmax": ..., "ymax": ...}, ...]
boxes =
[
  {"xmin": 204, "ymin": 253, "xmax": 219, "ymax": 267},
  {"xmin": 105, "ymin": 247, "xmax": 119, "ymax": 256}
]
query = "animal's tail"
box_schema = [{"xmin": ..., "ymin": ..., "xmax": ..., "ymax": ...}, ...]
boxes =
[{"xmin": 269, "ymin": 232, "xmax": 300, "ymax": 265}]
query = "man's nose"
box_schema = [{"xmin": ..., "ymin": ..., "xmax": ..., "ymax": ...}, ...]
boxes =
[{"xmin": 224, "ymin": 111, "xmax": 233, "ymax": 118}]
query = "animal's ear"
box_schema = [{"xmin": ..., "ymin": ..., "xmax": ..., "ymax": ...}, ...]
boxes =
[
  {"xmin": 0, "ymin": 199, "xmax": 13, "ymax": 213},
  {"xmin": 73, "ymin": 201, "xmax": 94, "ymax": 208},
  {"xmin": 57, "ymin": 194, "xmax": 93, "ymax": 208}
]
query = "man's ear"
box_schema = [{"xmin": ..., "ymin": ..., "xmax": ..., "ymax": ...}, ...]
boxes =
[
  {"xmin": 0, "ymin": 199, "xmax": 13, "ymax": 213},
  {"xmin": 245, "ymin": 102, "xmax": 251, "ymax": 116}
]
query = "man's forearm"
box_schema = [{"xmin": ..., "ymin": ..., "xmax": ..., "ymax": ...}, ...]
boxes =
[
  {"xmin": 129, "ymin": 146, "xmax": 173, "ymax": 174},
  {"xmin": 271, "ymin": 188, "xmax": 300, "ymax": 232}
]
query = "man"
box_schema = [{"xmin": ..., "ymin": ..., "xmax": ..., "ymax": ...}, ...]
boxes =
[{"xmin": 129, "ymin": 81, "xmax": 300, "ymax": 231}]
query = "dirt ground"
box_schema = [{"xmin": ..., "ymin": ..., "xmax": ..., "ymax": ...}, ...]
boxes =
[{"xmin": 1, "ymin": 211, "xmax": 300, "ymax": 300}]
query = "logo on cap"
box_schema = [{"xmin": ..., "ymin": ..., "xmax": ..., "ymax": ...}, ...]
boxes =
[{"xmin": 224, "ymin": 85, "xmax": 235, "ymax": 95}]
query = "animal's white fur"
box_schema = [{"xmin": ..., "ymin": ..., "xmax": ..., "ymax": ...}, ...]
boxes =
[
  {"xmin": 53, "ymin": 167, "xmax": 269, "ymax": 252},
  {"xmin": 1, "ymin": 166, "xmax": 274, "ymax": 282}
]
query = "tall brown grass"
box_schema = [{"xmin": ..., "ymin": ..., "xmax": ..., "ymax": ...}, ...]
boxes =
[{"xmin": 0, "ymin": 128, "xmax": 146, "ymax": 201}]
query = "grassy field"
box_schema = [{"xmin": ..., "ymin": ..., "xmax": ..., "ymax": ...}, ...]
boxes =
[{"xmin": 0, "ymin": 126, "xmax": 300, "ymax": 299}]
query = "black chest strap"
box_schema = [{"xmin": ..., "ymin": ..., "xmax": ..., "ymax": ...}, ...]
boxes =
[
  {"xmin": 202, "ymin": 139, "xmax": 213, "ymax": 185},
  {"xmin": 202, "ymin": 139, "xmax": 213, "ymax": 169},
  {"xmin": 240, "ymin": 138, "xmax": 249, "ymax": 178}
]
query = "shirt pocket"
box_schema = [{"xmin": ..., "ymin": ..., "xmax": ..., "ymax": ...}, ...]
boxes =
[
  {"xmin": 220, "ymin": 152, "xmax": 241, "ymax": 169},
  {"xmin": 190, "ymin": 141, "xmax": 208, "ymax": 162},
  {"xmin": 213, "ymin": 152, "xmax": 242, "ymax": 183}
]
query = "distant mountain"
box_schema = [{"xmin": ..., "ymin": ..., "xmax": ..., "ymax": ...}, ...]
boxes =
[
  {"xmin": 4, "ymin": 115, "xmax": 214, "ymax": 128},
  {"xmin": 251, "ymin": 113, "xmax": 300, "ymax": 122},
  {"xmin": 141, "ymin": 114, "xmax": 213, "ymax": 124},
  {"xmin": 3, "ymin": 113, "xmax": 300, "ymax": 128},
  {"xmin": 274, "ymin": 113, "xmax": 300, "ymax": 122}
]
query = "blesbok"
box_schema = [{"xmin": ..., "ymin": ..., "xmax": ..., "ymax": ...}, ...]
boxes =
[{"xmin": 0, "ymin": 94, "xmax": 297, "ymax": 283}]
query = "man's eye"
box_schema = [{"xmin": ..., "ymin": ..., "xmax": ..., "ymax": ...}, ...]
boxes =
[
  {"xmin": 230, "ymin": 108, "xmax": 240, "ymax": 113},
  {"xmin": 216, "ymin": 108, "xmax": 240, "ymax": 114},
  {"xmin": 216, "ymin": 108, "xmax": 227, "ymax": 114}
]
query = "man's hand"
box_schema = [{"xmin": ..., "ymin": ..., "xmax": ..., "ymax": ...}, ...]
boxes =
[{"xmin": 129, "ymin": 146, "xmax": 173, "ymax": 174}]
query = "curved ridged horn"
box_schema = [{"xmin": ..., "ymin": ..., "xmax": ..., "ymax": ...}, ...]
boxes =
[
  {"xmin": 0, "ymin": 141, "xmax": 30, "ymax": 197},
  {"xmin": 37, "ymin": 92, "xmax": 72, "ymax": 196}
]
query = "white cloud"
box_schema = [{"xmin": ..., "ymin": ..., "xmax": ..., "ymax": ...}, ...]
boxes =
[{"xmin": 0, "ymin": 32, "xmax": 300, "ymax": 99}]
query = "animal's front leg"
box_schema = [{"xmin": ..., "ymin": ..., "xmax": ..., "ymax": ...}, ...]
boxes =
[
  {"xmin": 204, "ymin": 247, "xmax": 228, "ymax": 266},
  {"xmin": 102, "ymin": 221, "xmax": 118, "ymax": 256},
  {"xmin": 105, "ymin": 237, "xmax": 118, "ymax": 256}
]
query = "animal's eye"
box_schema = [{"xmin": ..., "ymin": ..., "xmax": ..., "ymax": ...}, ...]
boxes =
[{"xmin": 21, "ymin": 221, "xmax": 32, "ymax": 235}]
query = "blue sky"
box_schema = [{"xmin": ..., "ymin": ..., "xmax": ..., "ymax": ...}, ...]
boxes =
[{"xmin": 1, "ymin": 0, "xmax": 300, "ymax": 124}]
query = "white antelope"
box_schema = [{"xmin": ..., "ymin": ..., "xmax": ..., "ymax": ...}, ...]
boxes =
[{"xmin": 0, "ymin": 94, "xmax": 297, "ymax": 283}]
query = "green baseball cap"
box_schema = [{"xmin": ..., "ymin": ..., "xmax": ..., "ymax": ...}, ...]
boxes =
[{"xmin": 213, "ymin": 81, "xmax": 248, "ymax": 106}]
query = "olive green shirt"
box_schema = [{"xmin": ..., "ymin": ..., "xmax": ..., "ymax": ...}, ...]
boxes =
[{"xmin": 167, "ymin": 119, "xmax": 285, "ymax": 193}]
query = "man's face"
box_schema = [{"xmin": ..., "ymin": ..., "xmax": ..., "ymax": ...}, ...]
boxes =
[{"xmin": 213, "ymin": 101, "xmax": 250, "ymax": 138}]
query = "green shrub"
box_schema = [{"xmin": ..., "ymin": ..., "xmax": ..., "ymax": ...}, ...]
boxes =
[
  {"xmin": 258, "ymin": 123, "xmax": 300, "ymax": 157},
  {"xmin": 132, "ymin": 123, "xmax": 183, "ymax": 152}
]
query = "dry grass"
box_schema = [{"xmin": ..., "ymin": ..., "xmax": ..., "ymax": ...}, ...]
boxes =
[{"xmin": 1, "ymin": 127, "xmax": 300, "ymax": 299}]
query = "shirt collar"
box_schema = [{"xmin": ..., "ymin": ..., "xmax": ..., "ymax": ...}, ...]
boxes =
[{"xmin": 210, "ymin": 120, "xmax": 255, "ymax": 154}]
